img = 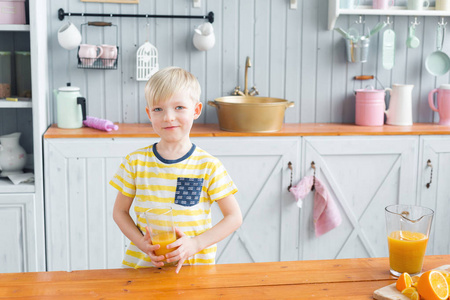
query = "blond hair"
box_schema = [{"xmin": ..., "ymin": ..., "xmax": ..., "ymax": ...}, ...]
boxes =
[{"xmin": 144, "ymin": 67, "xmax": 201, "ymax": 108}]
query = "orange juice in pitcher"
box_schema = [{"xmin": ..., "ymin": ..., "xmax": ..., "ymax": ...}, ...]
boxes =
[
  {"xmin": 385, "ymin": 205, "xmax": 434, "ymax": 277},
  {"xmin": 387, "ymin": 230, "xmax": 429, "ymax": 275}
]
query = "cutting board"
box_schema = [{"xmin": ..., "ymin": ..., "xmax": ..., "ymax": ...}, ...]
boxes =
[{"xmin": 373, "ymin": 265, "xmax": 450, "ymax": 300}]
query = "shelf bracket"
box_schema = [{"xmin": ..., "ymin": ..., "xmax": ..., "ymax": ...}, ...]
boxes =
[{"xmin": 57, "ymin": 8, "xmax": 214, "ymax": 23}]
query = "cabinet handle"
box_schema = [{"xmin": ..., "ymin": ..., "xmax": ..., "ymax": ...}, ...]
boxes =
[
  {"xmin": 426, "ymin": 159, "xmax": 433, "ymax": 189},
  {"xmin": 287, "ymin": 161, "xmax": 293, "ymax": 191},
  {"xmin": 311, "ymin": 161, "xmax": 316, "ymax": 191}
]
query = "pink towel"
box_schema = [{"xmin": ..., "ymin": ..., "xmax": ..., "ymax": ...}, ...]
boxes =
[{"xmin": 289, "ymin": 176, "xmax": 342, "ymax": 237}]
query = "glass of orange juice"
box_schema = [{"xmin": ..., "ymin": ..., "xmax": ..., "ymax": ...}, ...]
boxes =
[
  {"xmin": 144, "ymin": 206, "xmax": 177, "ymax": 264},
  {"xmin": 385, "ymin": 204, "xmax": 434, "ymax": 277}
]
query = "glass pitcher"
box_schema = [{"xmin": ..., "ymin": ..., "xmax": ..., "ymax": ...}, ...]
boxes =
[{"xmin": 385, "ymin": 204, "xmax": 434, "ymax": 276}]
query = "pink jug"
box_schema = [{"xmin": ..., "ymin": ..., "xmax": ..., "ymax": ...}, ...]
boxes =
[
  {"xmin": 429, "ymin": 84, "xmax": 450, "ymax": 125},
  {"xmin": 355, "ymin": 87, "xmax": 386, "ymax": 126}
]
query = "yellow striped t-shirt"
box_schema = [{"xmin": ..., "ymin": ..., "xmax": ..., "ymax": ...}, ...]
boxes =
[{"xmin": 110, "ymin": 143, "xmax": 238, "ymax": 268}]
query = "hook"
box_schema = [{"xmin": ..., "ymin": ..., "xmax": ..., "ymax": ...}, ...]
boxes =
[
  {"xmin": 385, "ymin": 16, "xmax": 393, "ymax": 26},
  {"xmin": 311, "ymin": 161, "xmax": 316, "ymax": 191},
  {"xmin": 438, "ymin": 17, "xmax": 447, "ymax": 27},
  {"xmin": 287, "ymin": 162, "xmax": 293, "ymax": 191},
  {"xmin": 411, "ymin": 17, "xmax": 420, "ymax": 27},
  {"xmin": 355, "ymin": 15, "xmax": 365, "ymax": 24}
]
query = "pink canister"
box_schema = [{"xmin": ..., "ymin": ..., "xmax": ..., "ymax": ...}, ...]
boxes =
[
  {"xmin": 0, "ymin": 0, "xmax": 26, "ymax": 25},
  {"xmin": 355, "ymin": 87, "xmax": 386, "ymax": 126}
]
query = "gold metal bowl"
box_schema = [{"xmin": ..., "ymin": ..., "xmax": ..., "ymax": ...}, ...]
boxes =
[{"xmin": 208, "ymin": 96, "xmax": 294, "ymax": 133}]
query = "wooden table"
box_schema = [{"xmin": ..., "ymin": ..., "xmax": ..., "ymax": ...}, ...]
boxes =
[{"xmin": 1, "ymin": 255, "xmax": 449, "ymax": 299}]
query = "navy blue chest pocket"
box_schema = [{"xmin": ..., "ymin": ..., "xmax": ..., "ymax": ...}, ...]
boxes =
[{"xmin": 175, "ymin": 177, "xmax": 204, "ymax": 207}]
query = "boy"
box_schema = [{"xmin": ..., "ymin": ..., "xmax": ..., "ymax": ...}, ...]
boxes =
[{"xmin": 111, "ymin": 67, "xmax": 242, "ymax": 273}]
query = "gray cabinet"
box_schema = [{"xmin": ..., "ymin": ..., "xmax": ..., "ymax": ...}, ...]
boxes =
[
  {"xmin": 44, "ymin": 136, "xmax": 301, "ymax": 270},
  {"xmin": 0, "ymin": 194, "xmax": 37, "ymax": 272},
  {"xmin": 44, "ymin": 138, "xmax": 154, "ymax": 271},
  {"xmin": 301, "ymin": 136, "xmax": 419, "ymax": 260},
  {"xmin": 418, "ymin": 136, "xmax": 450, "ymax": 256},
  {"xmin": 44, "ymin": 134, "xmax": 450, "ymax": 271},
  {"xmin": 0, "ymin": 0, "xmax": 48, "ymax": 273},
  {"xmin": 192, "ymin": 137, "xmax": 301, "ymax": 263}
]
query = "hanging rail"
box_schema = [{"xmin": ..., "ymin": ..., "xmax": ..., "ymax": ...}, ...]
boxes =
[{"xmin": 58, "ymin": 8, "xmax": 214, "ymax": 23}]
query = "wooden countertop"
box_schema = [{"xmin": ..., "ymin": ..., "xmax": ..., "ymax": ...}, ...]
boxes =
[
  {"xmin": 1, "ymin": 255, "xmax": 449, "ymax": 299},
  {"xmin": 44, "ymin": 123, "xmax": 450, "ymax": 139}
]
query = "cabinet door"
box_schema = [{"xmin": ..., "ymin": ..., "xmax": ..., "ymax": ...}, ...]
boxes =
[
  {"xmin": 0, "ymin": 194, "xmax": 36, "ymax": 273},
  {"xmin": 418, "ymin": 136, "xmax": 450, "ymax": 255},
  {"xmin": 44, "ymin": 138, "xmax": 156, "ymax": 271},
  {"xmin": 192, "ymin": 137, "xmax": 301, "ymax": 264},
  {"xmin": 302, "ymin": 136, "xmax": 418, "ymax": 260}
]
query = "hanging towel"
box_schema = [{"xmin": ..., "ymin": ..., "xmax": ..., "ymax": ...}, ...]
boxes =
[{"xmin": 289, "ymin": 176, "xmax": 342, "ymax": 237}]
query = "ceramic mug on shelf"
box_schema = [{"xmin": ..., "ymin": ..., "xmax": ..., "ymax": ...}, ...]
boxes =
[
  {"xmin": 57, "ymin": 21, "xmax": 82, "ymax": 50},
  {"xmin": 99, "ymin": 45, "xmax": 118, "ymax": 67},
  {"xmin": 436, "ymin": 0, "xmax": 450, "ymax": 10},
  {"xmin": 407, "ymin": 0, "xmax": 430, "ymax": 10},
  {"xmin": 373, "ymin": 0, "xmax": 394, "ymax": 9},
  {"xmin": 340, "ymin": 0, "xmax": 359, "ymax": 9},
  {"xmin": 78, "ymin": 44, "xmax": 103, "ymax": 66}
]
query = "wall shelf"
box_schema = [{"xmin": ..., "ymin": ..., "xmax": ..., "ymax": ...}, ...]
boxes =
[
  {"xmin": 0, "ymin": 24, "xmax": 30, "ymax": 32},
  {"xmin": 0, "ymin": 98, "xmax": 32, "ymax": 108},
  {"xmin": 0, "ymin": 178, "xmax": 34, "ymax": 193},
  {"xmin": 328, "ymin": 1, "xmax": 450, "ymax": 30}
]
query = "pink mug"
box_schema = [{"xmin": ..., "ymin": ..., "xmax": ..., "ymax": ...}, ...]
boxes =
[
  {"xmin": 429, "ymin": 84, "xmax": 450, "ymax": 125},
  {"xmin": 373, "ymin": 0, "xmax": 395, "ymax": 9},
  {"xmin": 99, "ymin": 44, "xmax": 118, "ymax": 67},
  {"xmin": 78, "ymin": 44, "xmax": 103, "ymax": 66}
]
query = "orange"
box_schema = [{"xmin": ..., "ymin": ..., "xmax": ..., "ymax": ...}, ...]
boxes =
[
  {"xmin": 397, "ymin": 272, "xmax": 413, "ymax": 292},
  {"xmin": 439, "ymin": 270, "xmax": 450, "ymax": 287},
  {"xmin": 416, "ymin": 270, "xmax": 449, "ymax": 300},
  {"xmin": 402, "ymin": 286, "xmax": 417, "ymax": 297},
  {"xmin": 410, "ymin": 290, "xmax": 421, "ymax": 300}
]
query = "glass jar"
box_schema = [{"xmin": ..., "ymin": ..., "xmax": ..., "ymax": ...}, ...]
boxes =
[
  {"xmin": 15, "ymin": 51, "xmax": 31, "ymax": 98},
  {"xmin": 0, "ymin": 51, "xmax": 11, "ymax": 98}
]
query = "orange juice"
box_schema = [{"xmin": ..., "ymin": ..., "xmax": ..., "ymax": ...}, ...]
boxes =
[
  {"xmin": 388, "ymin": 230, "xmax": 428, "ymax": 275},
  {"xmin": 152, "ymin": 231, "xmax": 177, "ymax": 256}
]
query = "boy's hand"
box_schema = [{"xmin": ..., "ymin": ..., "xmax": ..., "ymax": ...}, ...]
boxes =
[
  {"xmin": 139, "ymin": 227, "xmax": 165, "ymax": 268},
  {"xmin": 166, "ymin": 227, "xmax": 200, "ymax": 274}
]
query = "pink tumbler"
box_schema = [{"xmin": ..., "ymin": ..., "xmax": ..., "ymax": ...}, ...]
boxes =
[{"xmin": 355, "ymin": 88, "xmax": 386, "ymax": 126}]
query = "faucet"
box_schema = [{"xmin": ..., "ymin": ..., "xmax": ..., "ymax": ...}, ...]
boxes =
[{"xmin": 233, "ymin": 56, "xmax": 259, "ymax": 96}]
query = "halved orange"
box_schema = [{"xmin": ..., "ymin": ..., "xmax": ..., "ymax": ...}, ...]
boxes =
[
  {"xmin": 438, "ymin": 270, "xmax": 450, "ymax": 287},
  {"xmin": 397, "ymin": 272, "xmax": 413, "ymax": 292},
  {"xmin": 416, "ymin": 270, "xmax": 449, "ymax": 300}
]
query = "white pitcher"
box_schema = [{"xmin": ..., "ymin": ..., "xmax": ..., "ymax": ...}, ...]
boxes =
[
  {"xmin": 385, "ymin": 84, "xmax": 414, "ymax": 126},
  {"xmin": 0, "ymin": 132, "xmax": 27, "ymax": 176}
]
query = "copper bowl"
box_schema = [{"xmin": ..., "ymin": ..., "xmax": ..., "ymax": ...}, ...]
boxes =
[{"xmin": 208, "ymin": 96, "xmax": 294, "ymax": 133}]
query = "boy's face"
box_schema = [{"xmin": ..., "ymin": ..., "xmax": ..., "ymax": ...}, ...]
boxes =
[{"xmin": 145, "ymin": 92, "xmax": 202, "ymax": 144}]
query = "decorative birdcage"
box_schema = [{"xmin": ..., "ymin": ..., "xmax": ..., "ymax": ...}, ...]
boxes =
[{"xmin": 136, "ymin": 41, "xmax": 159, "ymax": 81}]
